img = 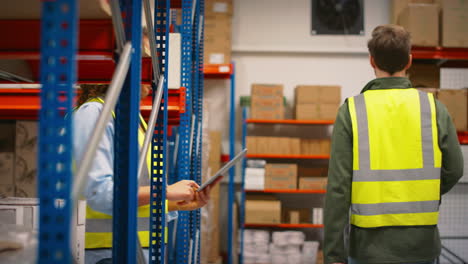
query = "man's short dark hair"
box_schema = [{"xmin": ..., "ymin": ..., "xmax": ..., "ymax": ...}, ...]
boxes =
[{"xmin": 367, "ymin": 25, "xmax": 411, "ymax": 75}]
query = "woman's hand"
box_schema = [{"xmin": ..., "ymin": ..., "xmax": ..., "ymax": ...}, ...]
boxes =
[
  {"xmin": 166, "ymin": 180, "xmax": 199, "ymax": 202},
  {"xmin": 176, "ymin": 186, "xmax": 212, "ymax": 211}
]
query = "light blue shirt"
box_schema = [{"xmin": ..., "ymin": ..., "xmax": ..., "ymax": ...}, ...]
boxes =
[{"xmin": 73, "ymin": 101, "xmax": 177, "ymax": 221}]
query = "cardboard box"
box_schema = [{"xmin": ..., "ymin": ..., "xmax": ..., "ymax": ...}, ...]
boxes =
[
  {"xmin": 295, "ymin": 103, "xmax": 339, "ymax": 120},
  {"xmin": 245, "ymin": 200, "xmax": 281, "ymax": 224},
  {"xmin": 320, "ymin": 140, "xmax": 331, "ymax": 155},
  {"xmin": 265, "ymin": 164, "xmax": 297, "ymax": 189},
  {"xmin": 441, "ymin": 0, "xmax": 468, "ymax": 47},
  {"xmin": 205, "ymin": 0, "xmax": 233, "ymax": 17},
  {"xmin": 246, "ymin": 136, "xmax": 258, "ymax": 154},
  {"xmin": 398, "ymin": 4, "xmax": 439, "ymax": 47},
  {"xmin": 283, "ymin": 208, "xmax": 311, "ymax": 223},
  {"xmin": 289, "ymin": 211, "xmax": 300, "ymax": 224},
  {"xmin": 251, "ymin": 84, "xmax": 284, "ymax": 98},
  {"xmin": 320, "ymin": 103, "xmax": 340, "ymax": 120},
  {"xmin": 204, "ymin": 45, "xmax": 231, "ymax": 64},
  {"xmin": 289, "ymin": 138, "xmax": 301, "ymax": 155},
  {"xmin": 251, "ymin": 106, "xmax": 285, "ymax": 120},
  {"xmin": 251, "ymin": 96, "xmax": 283, "ymax": 108},
  {"xmin": 299, "ymin": 177, "xmax": 328, "ymax": 190},
  {"xmin": 295, "ymin": 104, "xmax": 319, "ymax": 120},
  {"xmin": 204, "ymin": 15, "xmax": 232, "ymax": 64},
  {"xmin": 295, "ymin": 85, "xmax": 341, "ymax": 104},
  {"xmin": 391, "ymin": 0, "xmax": 436, "ymax": 23},
  {"xmin": 209, "ymin": 131, "xmax": 222, "ymax": 164},
  {"xmin": 409, "ymin": 64, "xmax": 440, "ymax": 88},
  {"xmin": 301, "ymin": 139, "xmax": 331, "ymax": 155},
  {"xmin": 438, "ymin": 89, "xmax": 468, "ymax": 131}
]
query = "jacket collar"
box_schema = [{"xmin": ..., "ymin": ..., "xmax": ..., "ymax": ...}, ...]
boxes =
[{"xmin": 361, "ymin": 77, "xmax": 412, "ymax": 93}]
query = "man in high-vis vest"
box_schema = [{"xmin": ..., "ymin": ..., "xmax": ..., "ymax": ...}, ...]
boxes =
[
  {"xmin": 324, "ymin": 25, "xmax": 463, "ymax": 264},
  {"xmin": 73, "ymin": 84, "xmax": 217, "ymax": 264}
]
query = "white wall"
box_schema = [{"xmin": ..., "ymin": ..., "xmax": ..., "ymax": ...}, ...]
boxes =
[
  {"xmin": 231, "ymin": 0, "xmax": 391, "ymax": 103},
  {"xmin": 205, "ymin": 0, "xmax": 392, "ymax": 149}
]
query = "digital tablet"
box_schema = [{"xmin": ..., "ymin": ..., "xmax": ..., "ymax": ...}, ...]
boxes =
[{"xmin": 197, "ymin": 149, "xmax": 247, "ymax": 192}]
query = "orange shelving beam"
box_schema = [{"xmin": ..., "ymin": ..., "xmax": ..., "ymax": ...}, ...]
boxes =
[{"xmin": 203, "ymin": 64, "xmax": 233, "ymax": 79}]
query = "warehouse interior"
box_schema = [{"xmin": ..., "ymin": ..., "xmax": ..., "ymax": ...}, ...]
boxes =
[{"xmin": 0, "ymin": 0, "xmax": 467, "ymax": 263}]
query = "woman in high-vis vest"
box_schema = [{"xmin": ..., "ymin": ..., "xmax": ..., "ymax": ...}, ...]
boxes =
[
  {"xmin": 324, "ymin": 25, "xmax": 464, "ymax": 264},
  {"xmin": 73, "ymin": 84, "xmax": 216, "ymax": 264}
]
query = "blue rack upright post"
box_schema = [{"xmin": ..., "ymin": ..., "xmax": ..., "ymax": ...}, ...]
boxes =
[
  {"xmin": 189, "ymin": 0, "xmax": 204, "ymax": 263},
  {"xmin": 239, "ymin": 107, "xmax": 248, "ymax": 264},
  {"xmin": 37, "ymin": 0, "xmax": 78, "ymax": 263},
  {"xmin": 227, "ymin": 63, "xmax": 236, "ymax": 264},
  {"xmin": 112, "ymin": 0, "xmax": 142, "ymax": 262},
  {"xmin": 175, "ymin": 0, "xmax": 194, "ymax": 263},
  {"xmin": 149, "ymin": 0, "xmax": 171, "ymax": 262}
]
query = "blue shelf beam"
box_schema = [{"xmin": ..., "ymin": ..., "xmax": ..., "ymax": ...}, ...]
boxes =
[{"xmin": 37, "ymin": 0, "xmax": 78, "ymax": 263}]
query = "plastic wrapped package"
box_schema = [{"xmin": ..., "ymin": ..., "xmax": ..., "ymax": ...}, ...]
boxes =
[
  {"xmin": 0, "ymin": 224, "xmax": 37, "ymax": 264},
  {"xmin": 302, "ymin": 241, "xmax": 319, "ymax": 264},
  {"xmin": 272, "ymin": 231, "xmax": 305, "ymax": 246}
]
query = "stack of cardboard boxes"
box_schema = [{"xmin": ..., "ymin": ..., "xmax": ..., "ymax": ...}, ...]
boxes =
[
  {"xmin": 246, "ymin": 136, "xmax": 300, "ymax": 155},
  {"xmin": 245, "ymin": 196, "xmax": 282, "ymax": 224},
  {"xmin": 437, "ymin": 89, "xmax": 468, "ymax": 131},
  {"xmin": 394, "ymin": 0, "xmax": 468, "ymax": 48},
  {"xmin": 250, "ymin": 84, "xmax": 285, "ymax": 120},
  {"xmin": 300, "ymin": 139, "xmax": 331, "ymax": 156},
  {"xmin": 204, "ymin": 0, "xmax": 233, "ymax": 64},
  {"xmin": 419, "ymin": 88, "xmax": 468, "ymax": 131},
  {"xmin": 265, "ymin": 164, "xmax": 297, "ymax": 190},
  {"xmin": 298, "ymin": 167, "xmax": 328, "ymax": 190},
  {"xmin": 295, "ymin": 85, "xmax": 341, "ymax": 120}
]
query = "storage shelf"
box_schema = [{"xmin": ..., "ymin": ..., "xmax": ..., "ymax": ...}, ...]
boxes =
[
  {"xmin": 246, "ymin": 119, "xmax": 334, "ymax": 125},
  {"xmin": 247, "ymin": 154, "xmax": 330, "ymax": 159},
  {"xmin": 203, "ymin": 64, "xmax": 233, "ymax": 79},
  {"xmin": 244, "ymin": 223, "xmax": 324, "ymax": 228},
  {"xmin": 0, "ymin": 87, "xmax": 185, "ymax": 124},
  {"xmin": 412, "ymin": 46, "xmax": 468, "ymax": 60},
  {"xmin": 245, "ymin": 189, "xmax": 326, "ymax": 194}
]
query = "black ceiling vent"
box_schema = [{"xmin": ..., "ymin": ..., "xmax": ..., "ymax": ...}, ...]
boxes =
[{"xmin": 311, "ymin": 0, "xmax": 364, "ymax": 35}]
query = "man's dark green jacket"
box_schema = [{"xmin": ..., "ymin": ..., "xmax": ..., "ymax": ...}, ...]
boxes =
[{"xmin": 324, "ymin": 77, "xmax": 464, "ymax": 264}]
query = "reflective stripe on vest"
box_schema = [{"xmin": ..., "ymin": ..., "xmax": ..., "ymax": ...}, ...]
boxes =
[
  {"xmin": 81, "ymin": 97, "xmax": 166, "ymax": 248},
  {"xmin": 348, "ymin": 89, "xmax": 442, "ymax": 228}
]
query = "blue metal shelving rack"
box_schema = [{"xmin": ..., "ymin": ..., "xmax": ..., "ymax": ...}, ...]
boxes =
[
  {"xmin": 175, "ymin": 0, "xmax": 194, "ymax": 263},
  {"xmin": 190, "ymin": 0, "xmax": 204, "ymax": 263},
  {"xmin": 37, "ymin": 0, "xmax": 78, "ymax": 263},
  {"xmin": 149, "ymin": 0, "xmax": 171, "ymax": 262},
  {"xmin": 112, "ymin": 0, "xmax": 142, "ymax": 262},
  {"xmin": 36, "ymin": 0, "xmax": 204, "ymax": 263}
]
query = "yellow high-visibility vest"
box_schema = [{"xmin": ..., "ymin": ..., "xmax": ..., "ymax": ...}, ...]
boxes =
[
  {"xmin": 81, "ymin": 97, "xmax": 166, "ymax": 248},
  {"xmin": 348, "ymin": 88, "xmax": 442, "ymax": 228}
]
